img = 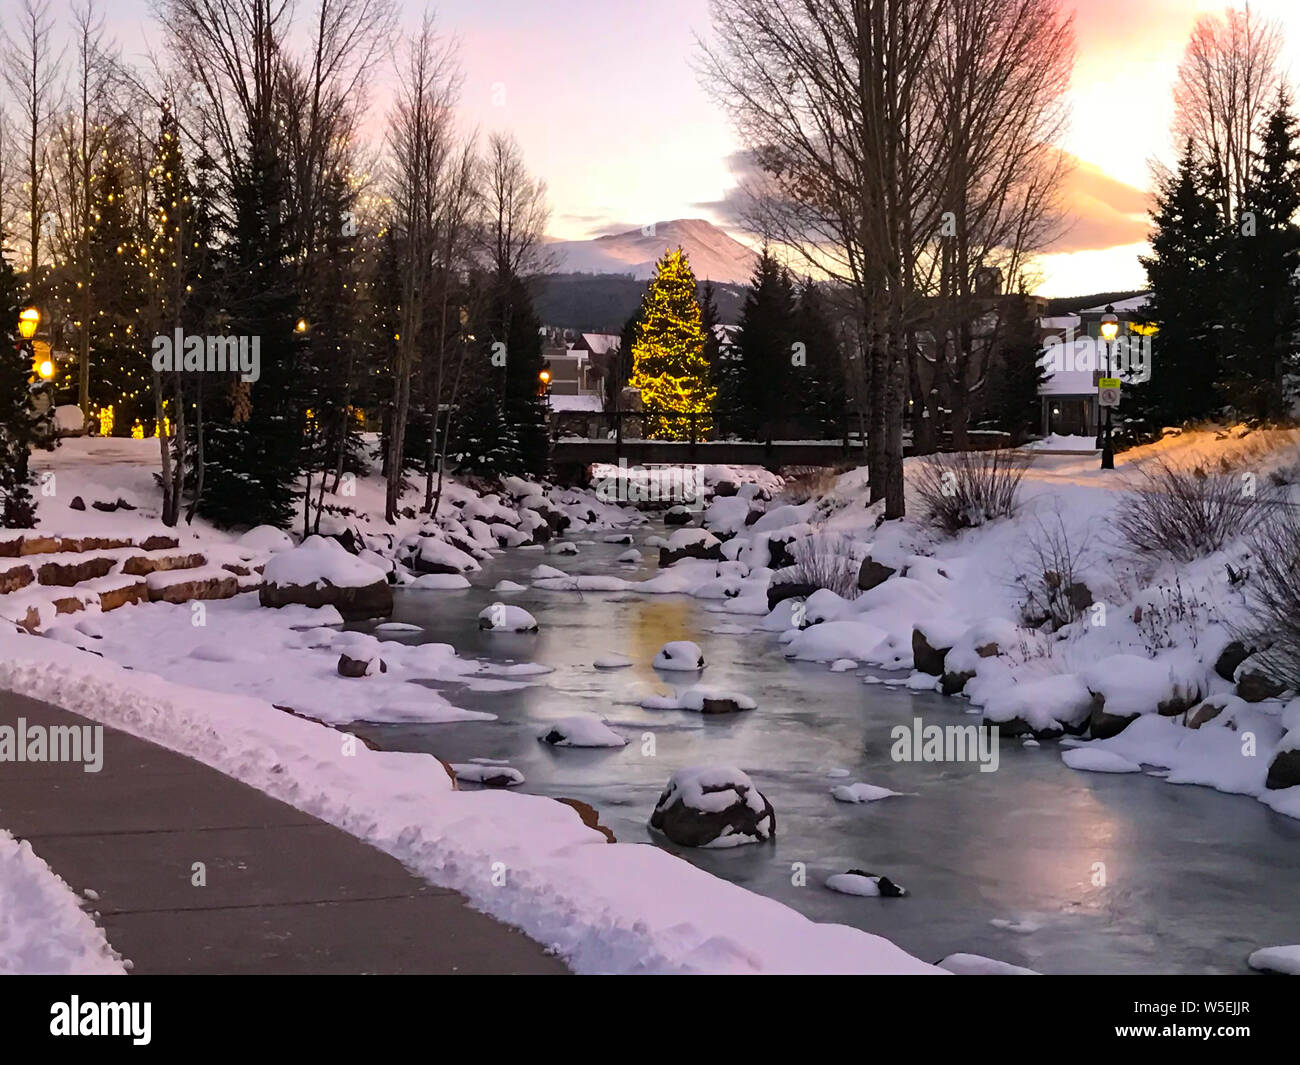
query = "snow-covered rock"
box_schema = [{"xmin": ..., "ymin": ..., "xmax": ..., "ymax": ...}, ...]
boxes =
[
  {"xmin": 641, "ymin": 686, "xmax": 756, "ymax": 714},
  {"xmin": 594, "ymin": 653, "xmax": 632, "ymax": 669},
  {"xmin": 654, "ymin": 640, "xmax": 705, "ymax": 671},
  {"xmin": 830, "ymin": 782, "xmax": 903, "ymax": 803},
  {"xmin": 825, "ymin": 871, "xmax": 907, "ymax": 897},
  {"xmin": 237, "ymin": 525, "xmax": 295, "ymax": 554},
  {"xmin": 1061, "ymin": 748, "xmax": 1142, "ymax": 773},
  {"xmin": 538, "ymin": 715, "xmax": 627, "ymax": 748},
  {"xmin": 478, "ymin": 603, "xmax": 538, "ymax": 633},
  {"xmin": 649, "ymin": 766, "xmax": 775, "ymax": 848},
  {"xmin": 981, "ymin": 673, "xmax": 1095, "ymax": 739},
  {"xmin": 1247, "ymin": 944, "xmax": 1300, "ymax": 975},
  {"xmin": 260, "ymin": 536, "xmax": 392, "ymax": 620},
  {"xmin": 450, "ymin": 763, "xmax": 525, "ymax": 788}
]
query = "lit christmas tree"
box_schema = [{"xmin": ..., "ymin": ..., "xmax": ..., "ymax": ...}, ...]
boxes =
[{"xmin": 629, "ymin": 248, "xmax": 714, "ymax": 439}]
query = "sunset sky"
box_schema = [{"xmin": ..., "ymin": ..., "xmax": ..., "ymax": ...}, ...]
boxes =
[{"xmin": 97, "ymin": 0, "xmax": 1300, "ymax": 296}]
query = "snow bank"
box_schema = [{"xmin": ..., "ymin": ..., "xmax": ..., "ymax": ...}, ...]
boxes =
[
  {"xmin": 0, "ymin": 829, "xmax": 125, "ymax": 975},
  {"xmin": 0, "ymin": 627, "xmax": 934, "ymax": 974}
]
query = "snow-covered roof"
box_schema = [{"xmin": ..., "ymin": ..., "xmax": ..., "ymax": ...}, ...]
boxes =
[
  {"xmin": 549, "ymin": 394, "xmax": 604, "ymax": 412},
  {"xmin": 1040, "ymin": 315, "xmax": 1080, "ymax": 330},
  {"xmin": 1079, "ymin": 293, "xmax": 1151, "ymax": 315},
  {"xmin": 581, "ymin": 333, "xmax": 620, "ymax": 355}
]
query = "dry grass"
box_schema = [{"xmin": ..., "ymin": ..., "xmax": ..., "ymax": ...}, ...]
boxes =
[
  {"xmin": 913, "ymin": 449, "xmax": 1032, "ymax": 536},
  {"xmin": 1113, "ymin": 458, "xmax": 1273, "ymax": 563}
]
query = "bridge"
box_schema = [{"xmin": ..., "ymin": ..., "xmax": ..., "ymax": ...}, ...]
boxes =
[{"xmin": 547, "ymin": 408, "xmax": 1010, "ymax": 482}]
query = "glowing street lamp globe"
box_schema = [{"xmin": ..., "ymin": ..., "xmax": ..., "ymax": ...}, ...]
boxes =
[
  {"xmin": 36, "ymin": 358, "xmax": 55, "ymax": 380},
  {"xmin": 18, "ymin": 306, "xmax": 40, "ymax": 340},
  {"xmin": 1099, "ymin": 312, "xmax": 1119, "ymax": 342}
]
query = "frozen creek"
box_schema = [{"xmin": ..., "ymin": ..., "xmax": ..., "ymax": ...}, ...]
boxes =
[{"xmin": 352, "ymin": 524, "xmax": 1300, "ymax": 975}]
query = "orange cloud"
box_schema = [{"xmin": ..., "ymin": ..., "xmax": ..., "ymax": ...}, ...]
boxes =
[{"xmin": 1048, "ymin": 153, "xmax": 1152, "ymax": 254}]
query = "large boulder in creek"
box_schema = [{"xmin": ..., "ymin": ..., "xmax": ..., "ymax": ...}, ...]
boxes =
[
  {"xmin": 649, "ymin": 766, "xmax": 775, "ymax": 848},
  {"xmin": 338, "ymin": 651, "xmax": 387, "ymax": 678},
  {"xmin": 663, "ymin": 505, "xmax": 694, "ymax": 526},
  {"xmin": 857, "ymin": 556, "xmax": 897, "ymax": 592},
  {"xmin": 911, "ymin": 621, "xmax": 964, "ymax": 677},
  {"xmin": 659, "ymin": 529, "xmax": 723, "ymax": 567},
  {"xmin": 260, "ymin": 535, "xmax": 393, "ymax": 620},
  {"xmin": 767, "ymin": 581, "xmax": 819, "ymax": 612}
]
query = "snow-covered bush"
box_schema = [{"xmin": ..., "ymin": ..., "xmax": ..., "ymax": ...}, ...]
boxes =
[
  {"xmin": 780, "ymin": 532, "xmax": 860, "ymax": 600},
  {"xmin": 1244, "ymin": 513, "xmax": 1300, "ymax": 692},
  {"xmin": 913, "ymin": 449, "xmax": 1030, "ymax": 536},
  {"xmin": 1113, "ymin": 458, "xmax": 1269, "ymax": 563}
]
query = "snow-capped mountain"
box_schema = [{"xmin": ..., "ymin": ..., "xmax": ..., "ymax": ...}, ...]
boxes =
[{"xmin": 547, "ymin": 218, "xmax": 759, "ymax": 284}]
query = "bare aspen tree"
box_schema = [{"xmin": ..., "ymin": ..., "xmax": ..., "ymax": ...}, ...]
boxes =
[
  {"xmin": 1, "ymin": 0, "xmax": 64, "ymax": 298},
  {"xmin": 384, "ymin": 12, "xmax": 462, "ymax": 522},
  {"xmin": 927, "ymin": 0, "xmax": 1072, "ymax": 449},
  {"xmin": 49, "ymin": 1, "xmax": 119, "ymax": 418},
  {"xmin": 1173, "ymin": 5, "xmax": 1282, "ymax": 221},
  {"xmin": 701, "ymin": 0, "xmax": 948, "ymax": 518}
]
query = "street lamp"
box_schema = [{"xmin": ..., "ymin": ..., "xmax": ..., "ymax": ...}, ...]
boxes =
[
  {"xmin": 1098, "ymin": 307, "xmax": 1119, "ymax": 470},
  {"xmin": 537, "ymin": 368, "xmax": 551, "ymax": 398},
  {"xmin": 17, "ymin": 306, "xmax": 40, "ymax": 340}
]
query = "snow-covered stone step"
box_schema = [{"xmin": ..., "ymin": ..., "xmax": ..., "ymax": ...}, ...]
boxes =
[
  {"xmin": 145, "ymin": 566, "xmax": 242, "ymax": 604},
  {"xmin": 0, "ymin": 531, "xmax": 179, "ymax": 558}
]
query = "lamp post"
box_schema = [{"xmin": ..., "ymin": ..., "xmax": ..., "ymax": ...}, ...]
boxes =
[{"xmin": 1098, "ymin": 308, "xmax": 1119, "ymax": 471}]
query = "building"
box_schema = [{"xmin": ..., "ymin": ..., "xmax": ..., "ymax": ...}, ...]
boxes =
[
  {"xmin": 1038, "ymin": 294, "xmax": 1152, "ymax": 439},
  {"xmin": 540, "ymin": 335, "xmax": 619, "ymax": 438}
]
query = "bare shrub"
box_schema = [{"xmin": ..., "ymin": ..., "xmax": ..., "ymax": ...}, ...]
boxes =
[
  {"xmin": 1113, "ymin": 458, "xmax": 1272, "ymax": 563},
  {"xmin": 782, "ymin": 532, "xmax": 861, "ymax": 600},
  {"xmin": 1013, "ymin": 510, "xmax": 1094, "ymax": 631},
  {"xmin": 913, "ymin": 449, "xmax": 1032, "ymax": 536},
  {"xmin": 778, "ymin": 467, "xmax": 842, "ymax": 505},
  {"xmin": 1243, "ymin": 512, "xmax": 1300, "ymax": 691}
]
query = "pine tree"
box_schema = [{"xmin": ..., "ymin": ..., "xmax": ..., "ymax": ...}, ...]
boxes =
[
  {"xmin": 0, "ymin": 252, "xmax": 53, "ymax": 526},
  {"xmin": 1134, "ymin": 141, "xmax": 1227, "ymax": 434},
  {"xmin": 198, "ymin": 132, "xmax": 302, "ymax": 528},
  {"xmin": 984, "ymin": 293, "xmax": 1047, "ymax": 445},
  {"xmin": 86, "ymin": 133, "xmax": 150, "ymax": 431},
  {"xmin": 629, "ymin": 248, "xmax": 713, "ymax": 439},
  {"xmin": 733, "ymin": 250, "xmax": 796, "ymax": 441},
  {"xmin": 792, "ymin": 280, "xmax": 845, "ymax": 439},
  {"xmin": 1221, "ymin": 92, "xmax": 1300, "ymax": 422},
  {"xmin": 450, "ymin": 377, "xmax": 522, "ymax": 477}
]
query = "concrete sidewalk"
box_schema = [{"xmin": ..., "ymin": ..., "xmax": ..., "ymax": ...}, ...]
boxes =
[{"xmin": 0, "ymin": 689, "xmax": 567, "ymax": 974}]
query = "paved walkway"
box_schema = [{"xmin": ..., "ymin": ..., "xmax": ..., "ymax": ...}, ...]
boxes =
[{"xmin": 0, "ymin": 689, "xmax": 567, "ymax": 974}]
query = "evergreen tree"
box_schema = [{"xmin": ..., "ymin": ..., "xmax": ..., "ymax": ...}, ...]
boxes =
[
  {"xmin": 448, "ymin": 270, "xmax": 547, "ymax": 479},
  {"xmin": 629, "ymin": 248, "xmax": 713, "ymax": 439},
  {"xmin": 733, "ymin": 250, "xmax": 796, "ymax": 440},
  {"xmin": 792, "ymin": 280, "xmax": 845, "ymax": 438},
  {"xmin": 199, "ymin": 132, "xmax": 302, "ymax": 528},
  {"xmin": 0, "ymin": 252, "xmax": 53, "ymax": 526},
  {"xmin": 449, "ymin": 380, "xmax": 522, "ymax": 478},
  {"xmin": 1221, "ymin": 92, "xmax": 1300, "ymax": 421},
  {"xmin": 86, "ymin": 133, "xmax": 150, "ymax": 432},
  {"xmin": 984, "ymin": 292, "xmax": 1047, "ymax": 445},
  {"xmin": 1134, "ymin": 141, "xmax": 1227, "ymax": 434}
]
